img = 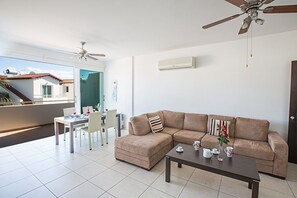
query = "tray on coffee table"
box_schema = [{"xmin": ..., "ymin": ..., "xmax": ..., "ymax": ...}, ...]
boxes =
[{"xmin": 165, "ymin": 144, "xmax": 260, "ymax": 198}]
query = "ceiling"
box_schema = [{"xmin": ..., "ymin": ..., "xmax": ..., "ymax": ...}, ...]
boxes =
[{"xmin": 0, "ymin": 0, "xmax": 297, "ymax": 61}]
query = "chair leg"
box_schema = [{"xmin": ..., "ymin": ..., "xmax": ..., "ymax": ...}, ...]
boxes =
[
  {"xmin": 88, "ymin": 132, "xmax": 92, "ymax": 150},
  {"xmin": 80, "ymin": 130, "xmax": 82, "ymax": 147},
  {"xmin": 100, "ymin": 131, "xmax": 103, "ymax": 146},
  {"xmin": 64, "ymin": 127, "xmax": 66, "ymax": 141},
  {"xmin": 106, "ymin": 128, "xmax": 108, "ymax": 144}
]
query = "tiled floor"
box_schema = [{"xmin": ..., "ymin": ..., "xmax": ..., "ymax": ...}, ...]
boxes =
[{"xmin": 1, "ymin": 130, "xmax": 297, "ymax": 198}]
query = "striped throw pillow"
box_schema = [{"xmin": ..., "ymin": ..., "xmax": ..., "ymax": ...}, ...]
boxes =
[
  {"xmin": 148, "ymin": 115, "xmax": 163, "ymax": 133},
  {"xmin": 209, "ymin": 119, "xmax": 230, "ymax": 136}
]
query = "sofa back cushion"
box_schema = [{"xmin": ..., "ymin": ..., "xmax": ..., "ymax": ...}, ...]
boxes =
[
  {"xmin": 183, "ymin": 113, "xmax": 208, "ymax": 132},
  {"xmin": 162, "ymin": 110, "xmax": 185, "ymax": 129},
  {"xmin": 130, "ymin": 114, "xmax": 151, "ymax": 136},
  {"xmin": 207, "ymin": 114, "xmax": 236, "ymax": 137},
  {"xmin": 235, "ymin": 117, "xmax": 269, "ymax": 142},
  {"xmin": 147, "ymin": 111, "xmax": 165, "ymax": 126}
]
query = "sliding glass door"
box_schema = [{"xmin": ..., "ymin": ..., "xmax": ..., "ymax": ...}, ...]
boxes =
[{"xmin": 80, "ymin": 69, "xmax": 104, "ymax": 112}]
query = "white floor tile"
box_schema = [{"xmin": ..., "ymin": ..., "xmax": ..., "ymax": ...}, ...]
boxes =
[
  {"xmin": 35, "ymin": 164, "xmax": 71, "ymax": 184},
  {"xmin": 63, "ymin": 156, "xmax": 93, "ymax": 171},
  {"xmin": 111, "ymin": 161, "xmax": 138, "ymax": 175},
  {"xmin": 189, "ymin": 168, "xmax": 222, "ymax": 190},
  {"xmin": 260, "ymin": 173, "xmax": 293, "ymax": 196},
  {"xmin": 220, "ymin": 177, "xmax": 251, "ymax": 198},
  {"xmin": 99, "ymin": 192, "xmax": 116, "ymax": 198},
  {"xmin": 45, "ymin": 172, "xmax": 86, "ymax": 197},
  {"xmin": 179, "ymin": 181, "xmax": 218, "ymax": 198},
  {"xmin": 170, "ymin": 163, "xmax": 195, "ymax": 180},
  {"xmin": 108, "ymin": 177, "xmax": 148, "ymax": 198},
  {"xmin": 129, "ymin": 167, "xmax": 163, "ymax": 185},
  {"xmin": 0, "ymin": 160, "xmax": 23, "ymax": 174},
  {"xmin": 259, "ymin": 186, "xmax": 295, "ymax": 198},
  {"xmin": 151, "ymin": 173, "xmax": 187, "ymax": 197},
  {"xmin": 0, "ymin": 175, "xmax": 42, "ymax": 198},
  {"xmin": 140, "ymin": 187, "xmax": 174, "ymax": 198},
  {"xmin": 96, "ymin": 154, "xmax": 120, "ymax": 167},
  {"xmin": 0, "ymin": 155, "xmax": 18, "ymax": 166},
  {"xmin": 288, "ymin": 181, "xmax": 297, "ymax": 197},
  {"xmin": 90, "ymin": 169, "xmax": 126, "ymax": 191},
  {"xmin": 218, "ymin": 192, "xmax": 237, "ymax": 198},
  {"xmin": 60, "ymin": 181, "xmax": 105, "ymax": 198},
  {"xmin": 0, "ymin": 167, "xmax": 32, "ymax": 187},
  {"xmin": 26, "ymin": 158, "xmax": 60, "ymax": 174},
  {"xmin": 18, "ymin": 186, "xmax": 56, "ymax": 198},
  {"xmin": 75, "ymin": 162, "xmax": 107, "ymax": 179},
  {"xmin": 18, "ymin": 153, "xmax": 51, "ymax": 166}
]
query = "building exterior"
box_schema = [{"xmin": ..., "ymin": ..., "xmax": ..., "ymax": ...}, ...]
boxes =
[{"xmin": 0, "ymin": 73, "xmax": 74, "ymax": 105}]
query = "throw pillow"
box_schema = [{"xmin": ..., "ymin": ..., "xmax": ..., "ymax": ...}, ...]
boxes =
[
  {"xmin": 209, "ymin": 119, "xmax": 230, "ymax": 136},
  {"xmin": 148, "ymin": 115, "xmax": 163, "ymax": 133}
]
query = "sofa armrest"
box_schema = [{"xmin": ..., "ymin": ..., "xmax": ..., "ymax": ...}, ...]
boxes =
[
  {"xmin": 268, "ymin": 131, "xmax": 288, "ymax": 178},
  {"xmin": 128, "ymin": 122, "xmax": 134, "ymax": 135}
]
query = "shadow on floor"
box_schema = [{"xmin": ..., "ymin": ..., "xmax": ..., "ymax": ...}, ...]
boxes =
[{"xmin": 0, "ymin": 124, "xmax": 64, "ymax": 148}]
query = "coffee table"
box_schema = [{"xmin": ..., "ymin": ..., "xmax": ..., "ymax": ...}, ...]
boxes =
[{"xmin": 165, "ymin": 144, "xmax": 260, "ymax": 198}]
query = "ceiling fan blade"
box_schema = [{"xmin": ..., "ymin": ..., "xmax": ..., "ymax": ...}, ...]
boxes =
[
  {"xmin": 263, "ymin": 5, "xmax": 297, "ymax": 13},
  {"xmin": 86, "ymin": 54, "xmax": 98, "ymax": 60},
  {"xmin": 202, "ymin": 13, "xmax": 243, "ymax": 29},
  {"xmin": 260, "ymin": 0, "xmax": 274, "ymax": 4},
  {"xmin": 225, "ymin": 0, "xmax": 247, "ymax": 8},
  {"xmin": 88, "ymin": 53, "xmax": 106, "ymax": 57},
  {"xmin": 238, "ymin": 16, "xmax": 252, "ymax": 34}
]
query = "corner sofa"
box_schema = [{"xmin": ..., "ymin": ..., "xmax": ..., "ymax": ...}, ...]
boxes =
[{"xmin": 114, "ymin": 110, "xmax": 288, "ymax": 178}]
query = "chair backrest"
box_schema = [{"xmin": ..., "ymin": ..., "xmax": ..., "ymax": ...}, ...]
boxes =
[
  {"xmin": 82, "ymin": 106, "xmax": 93, "ymax": 114},
  {"xmin": 63, "ymin": 107, "xmax": 75, "ymax": 116},
  {"xmin": 88, "ymin": 112, "xmax": 102, "ymax": 132},
  {"xmin": 105, "ymin": 109, "xmax": 117, "ymax": 128}
]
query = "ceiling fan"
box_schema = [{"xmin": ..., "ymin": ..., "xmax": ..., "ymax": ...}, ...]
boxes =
[
  {"xmin": 202, "ymin": 0, "xmax": 297, "ymax": 34},
  {"xmin": 75, "ymin": 41, "xmax": 106, "ymax": 61}
]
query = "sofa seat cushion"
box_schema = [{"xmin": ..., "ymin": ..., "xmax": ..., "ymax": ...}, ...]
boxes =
[
  {"xmin": 160, "ymin": 127, "xmax": 181, "ymax": 135},
  {"xmin": 173, "ymin": 130, "xmax": 206, "ymax": 145},
  {"xmin": 201, "ymin": 134, "xmax": 234, "ymax": 149},
  {"xmin": 115, "ymin": 133, "xmax": 172, "ymax": 157},
  {"xmin": 234, "ymin": 138, "xmax": 274, "ymax": 161},
  {"xmin": 163, "ymin": 110, "xmax": 185, "ymax": 129},
  {"xmin": 235, "ymin": 117, "xmax": 269, "ymax": 142}
]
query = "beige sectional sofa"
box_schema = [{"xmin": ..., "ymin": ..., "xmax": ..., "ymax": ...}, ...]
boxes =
[{"xmin": 115, "ymin": 110, "xmax": 288, "ymax": 178}]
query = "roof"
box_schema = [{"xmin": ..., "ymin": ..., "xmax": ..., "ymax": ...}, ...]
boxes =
[
  {"xmin": 5, "ymin": 73, "xmax": 62, "ymax": 82},
  {"xmin": 61, "ymin": 79, "xmax": 74, "ymax": 84},
  {"xmin": 0, "ymin": 75, "xmax": 7, "ymax": 79}
]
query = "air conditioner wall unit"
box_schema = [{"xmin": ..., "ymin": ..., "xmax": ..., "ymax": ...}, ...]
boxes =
[{"xmin": 158, "ymin": 57, "xmax": 196, "ymax": 70}]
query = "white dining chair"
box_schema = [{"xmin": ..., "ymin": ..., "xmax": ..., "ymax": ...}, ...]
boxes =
[
  {"xmin": 63, "ymin": 107, "xmax": 75, "ymax": 141},
  {"xmin": 82, "ymin": 106, "xmax": 93, "ymax": 114},
  {"xmin": 102, "ymin": 109, "xmax": 117, "ymax": 144},
  {"xmin": 80, "ymin": 112, "xmax": 103, "ymax": 150}
]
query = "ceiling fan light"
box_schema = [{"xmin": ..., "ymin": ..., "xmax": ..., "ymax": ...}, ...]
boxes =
[
  {"xmin": 256, "ymin": 18, "xmax": 264, "ymax": 25},
  {"xmin": 241, "ymin": 21, "xmax": 249, "ymax": 29}
]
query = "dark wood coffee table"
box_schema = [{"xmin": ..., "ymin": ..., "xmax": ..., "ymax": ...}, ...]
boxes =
[{"xmin": 165, "ymin": 144, "xmax": 260, "ymax": 198}]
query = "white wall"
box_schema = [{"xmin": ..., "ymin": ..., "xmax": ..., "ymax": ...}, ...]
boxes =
[
  {"xmin": 105, "ymin": 30, "xmax": 297, "ymax": 140},
  {"xmin": 105, "ymin": 57, "xmax": 133, "ymax": 128},
  {"xmin": 9, "ymin": 79, "xmax": 34, "ymax": 100}
]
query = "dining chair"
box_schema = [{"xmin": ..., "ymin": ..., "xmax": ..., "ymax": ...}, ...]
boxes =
[
  {"xmin": 82, "ymin": 106, "xmax": 93, "ymax": 114},
  {"xmin": 63, "ymin": 107, "xmax": 85, "ymax": 141},
  {"xmin": 102, "ymin": 109, "xmax": 117, "ymax": 144},
  {"xmin": 80, "ymin": 112, "xmax": 103, "ymax": 150}
]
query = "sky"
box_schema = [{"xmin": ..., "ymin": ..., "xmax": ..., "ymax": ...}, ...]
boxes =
[{"xmin": 0, "ymin": 57, "xmax": 74, "ymax": 79}]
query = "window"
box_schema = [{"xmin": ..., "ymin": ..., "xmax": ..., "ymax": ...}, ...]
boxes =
[
  {"xmin": 42, "ymin": 85, "xmax": 52, "ymax": 98},
  {"xmin": 66, "ymin": 86, "xmax": 69, "ymax": 93}
]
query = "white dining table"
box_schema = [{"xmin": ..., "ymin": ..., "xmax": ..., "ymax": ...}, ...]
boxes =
[{"xmin": 54, "ymin": 113, "xmax": 122, "ymax": 153}]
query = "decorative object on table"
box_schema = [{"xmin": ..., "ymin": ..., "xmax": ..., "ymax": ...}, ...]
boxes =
[
  {"xmin": 176, "ymin": 146, "xmax": 184, "ymax": 153},
  {"xmin": 193, "ymin": 140, "xmax": 201, "ymax": 150},
  {"xmin": 224, "ymin": 146, "xmax": 234, "ymax": 157},
  {"xmin": 203, "ymin": 148, "xmax": 213, "ymax": 158},
  {"xmin": 211, "ymin": 148, "xmax": 220, "ymax": 155},
  {"xmin": 217, "ymin": 121, "xmax": 230, "ymax": 162}
]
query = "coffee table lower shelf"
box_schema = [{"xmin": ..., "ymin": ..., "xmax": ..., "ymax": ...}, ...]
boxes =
[{"xmin": 165, "ymin": 144, "xmax": 260, "ymax": 198}]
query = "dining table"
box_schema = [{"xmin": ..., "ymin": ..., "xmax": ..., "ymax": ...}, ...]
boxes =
[{"xmin": 54, "ymin": 113, "xmax": 122, "ymax": 153}]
